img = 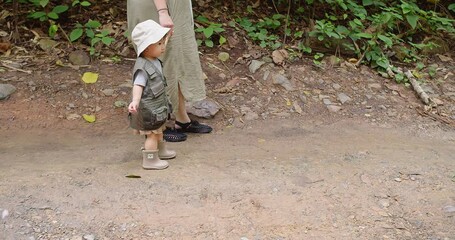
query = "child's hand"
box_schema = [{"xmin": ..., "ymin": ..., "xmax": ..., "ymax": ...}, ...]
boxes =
[{"xmin": 128, "ymin": 101, "xmax": 139, "ymax": 113}]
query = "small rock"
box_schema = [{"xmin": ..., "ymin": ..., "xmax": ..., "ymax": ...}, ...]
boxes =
[
  {"xmin": 102, "ymin": 89, "xmax": 115, "ymax": 97},
  {"xmin": 332, "ymin": 83, "xmax": 342, "ymax": 90},
  {"xmin": 368, "ymin": 83, "xmax": 382, "ymax": 90},
  {"xmin": 272, "ymin": 74, "xmax": 294, "ymax": 91},
  {"xmin": 337, "ymin": 93, "xmax": 351, "ymax": 104},
  {"xmin": 318, "ymin": 94, "xmax": 330, "ymax": 100},
  {"xmin": 114, "ymin": 100, "xmax": 128, "ymax": 108},
  {"xmin": 95, "ymin": 106, "xmax": 102, "ymax": 112},
  {"xmin": 67, "ymin": 113, "xmax": 81, "ymax": 120},
  {"xmin": 379, "ymin": 199, "xmax": 390, "ymax": 208},
  {"xmin": 81, "ymin": 91, "xmax": 89, "ymax": 99},
  {"xmin": 249, "ymin": 60, "xmax": 265, "ymax": 74},
  {"xmin": 70, "ymin": 237, "xmax": 83, "ymax": 240},
  {"xmin": 293, "ymin": 101, "xmax": 303, "ymax": 114},
  {"xmin": 327, "ymin": 105, "xmax": 342, "ymax": 113},
  {"xmin": 244, "ymin": 111, "xmax": 259, "ymax": 121},
  {"xmin": 38, "ymin": 39, "xmax": 58, "ymax": 52},
  {"xmin": 69, "ymin": 50, "xmax": 91, "ymax": 65},
  {"xmin": 323, "ymin": 98, "xmax": 332, "ymax": 105},
  {"xmin": 360, "ymin": 174, "xmax": 371, "ymax": 184},
  {"xmin": 394, "ymin": 177, "xmax": 402, "ymax": 182},
  {"xmin": 83, "ymin": 234, "xmax": 95, "ymax": 240},
  {"xmin": 0, "ymin": 84, "xmax": 17, "ymax": 100},
  {"xmin": 443, "ymin": 205, "xmax": 455, "ymax": 213},
  {"xmin": 2, "ymin": 209, "xmax": 9, "ymax": 219}
]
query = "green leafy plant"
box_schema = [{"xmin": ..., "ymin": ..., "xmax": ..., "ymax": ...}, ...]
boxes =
[
  {"xmin": 72, "ymin": 0, "xmax": 91, "ymax": 7},
  {"xmin": 313, "ymin": 52, "xmax": 324, "ymax": 66},
  {"xmin": 195, "ymin": 16, "xmax": 226, "ymax": 48},
  {"xmin": 236, "ymin": 14, "xmax": 285, "ymax": 49},
  {"xmin": 303, "ymin": 0, "xmax": 455, "ymax": 81},
  {"xmin": 27, "ymin": 0, "xmax": 69, "ymax": 38},
  {"xmin": 70, "ymin": 20, "xmax": 114, "ymax": 55}
]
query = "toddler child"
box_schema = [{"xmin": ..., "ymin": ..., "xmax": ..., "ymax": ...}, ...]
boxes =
[{"xmin": 128, "ymin": 20, "xmax": 175, "ymax": 170}]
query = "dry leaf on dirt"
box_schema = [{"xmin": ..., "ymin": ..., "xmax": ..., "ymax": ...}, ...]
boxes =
[
  {"xmin": 272, "ymin": 49, "xmax": 288, "ymax": 65},
  {"xmin": 82, "ymin": 114, "xmax": 96, "ymax": 123},
  {"xmin": 218, "ymin": 52, "xmax": 230, "ymax": 62},
  {"xmin": 82, "ymin": 72, "xmax": 99, "ymax": 84},
  {"xmin": 0, "ymin": 42, "xmax": 11, "ymax": 53}
]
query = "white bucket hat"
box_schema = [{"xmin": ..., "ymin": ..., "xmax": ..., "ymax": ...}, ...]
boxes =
[{"xmin": 132, "ymin": 19, "xmax": 171, "ymax": 56}]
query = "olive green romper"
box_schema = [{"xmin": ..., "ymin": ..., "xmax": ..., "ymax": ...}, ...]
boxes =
[{"xmin": 127, "ymin": 0, "xmax": 206, "ymax": 114}]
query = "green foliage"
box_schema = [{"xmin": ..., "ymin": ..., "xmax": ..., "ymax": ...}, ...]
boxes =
[
  {"xmin": 300, "ymin": 0, "xmax": 455, "ymax": 79},
  {"xmin": 194, "ymin": 16, "xmax": 226, "ymax": 48},
  {"xmin": 313, "ymin": 53, "xmax": 324, "ymax": 66},
  {"xmin": 229, "ymin": 0, "xmax": 453, "ymax": 80},
  {"xmin": 15, "ymin": 0, "xmax": 111, "ymax": 56},
  {"xmin": 236, "ymin": 14, "xmax": 285, "ymax": 49},
  {"xmin": 449, "ymin": 4, "xmax": 455, "ymax": 13},
  {"xmin": 26, "ymin": 0, "xmax": 69, "ymax": 38},
  {"xmin": 70, "ymin": 20, "xmax": 114, "ymax": 56}
]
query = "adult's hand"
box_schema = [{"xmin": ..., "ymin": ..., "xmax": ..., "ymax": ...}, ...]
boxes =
[{"xmin": 158, "ymin": 11, "xmax": 174, "ymax": 29}]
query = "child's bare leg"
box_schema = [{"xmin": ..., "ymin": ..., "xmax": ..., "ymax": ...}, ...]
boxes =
[{"xmin": 144, "ymin": 133, "xmax": 160, "ymax": 150}]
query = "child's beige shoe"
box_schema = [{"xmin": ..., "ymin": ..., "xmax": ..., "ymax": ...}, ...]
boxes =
[
  {"xmin": 158, "ymin": 141, "xmax": 176, "ymax": 159},
  {"xmin": 142, "ymin": 150, "xmax": 169, "ymax": 170}
]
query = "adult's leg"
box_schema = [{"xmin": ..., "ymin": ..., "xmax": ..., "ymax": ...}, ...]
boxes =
[{"xmin": 174, "ymin": 85, "xmax": 191, "ymax": 124}]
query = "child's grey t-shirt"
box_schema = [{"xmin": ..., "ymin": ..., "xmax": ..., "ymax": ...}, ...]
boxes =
[{"xmin": 133, "ymin": 59, "xmax": 163, "ymax": 87}]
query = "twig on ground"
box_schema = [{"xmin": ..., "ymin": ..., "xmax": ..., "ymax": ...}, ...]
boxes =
[
  {"xmin": 404, "ymin": 70, "xmax": 431, "ymax": 105},
  {"xmin": 0, "ymin": 61, "xmax": 32, "ymax": 74}
]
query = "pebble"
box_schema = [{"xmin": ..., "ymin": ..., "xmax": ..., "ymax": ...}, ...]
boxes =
[
  {"xmin": 67, "ymin": 114, "xmax": 81, "ymax": 120},
  {"xmin": 323, "ymin": 98, "xmax": 332, "ymax": 105},
  {"xmin": 443, "ymin": 205, "xmax": 455, "ymax": 213},
  {"xmin": 368, "ymin": 83, "xmax": 382, "ymax": 90},
  {"xmin": 102, "ymin": 89, "xmax": 115, "ymax": 97},
  {"xmin": 0, "ymin": 84, "xmax": 16, "ymax": 100},
  {"xmin": 114, "ymin": 100, "xmax": 128, "ymax": 108},
  {"xmin": 2, "ymin": 209, "xmax": 9, "ymax": 219},
  {"xmin": 249, "ymin": 60, "xmax": 265, "ymax": 74},
  {"xmin": 378, "ymin": 199, "xmax": 390, "ymax": 208},
  {"xmin": 327, "ymin": 105, "xmax": 342, "ymax": 113},
  {"xmin": 337, "ymin": 93, "xmax": 351, "ymax": 104},
  {"xmin": 83, "ymin": 234, "xmax": 95, "ymax": 240},
  {"xmin": 272, "ymin": 74, "xmax": 294, "ymax": 91}
]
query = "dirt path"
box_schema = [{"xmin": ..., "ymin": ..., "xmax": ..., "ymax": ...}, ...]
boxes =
[{"xmin": 1, "ymin": 118, "xmax": 454, "ymax": 239}]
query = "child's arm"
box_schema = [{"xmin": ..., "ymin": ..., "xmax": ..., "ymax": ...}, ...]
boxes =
[{"xmin": 128, "ymin": 85, "xmax": 144, "ymax": 113}]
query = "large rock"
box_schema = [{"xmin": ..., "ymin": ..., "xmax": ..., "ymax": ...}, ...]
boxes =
[
  {"xmin": 186, "ymin": 98, "xmax": 220, "ymax": 118},
  {"xmin": 0, "ymin": 84, "xmax": 16, "ymax": 100}
]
